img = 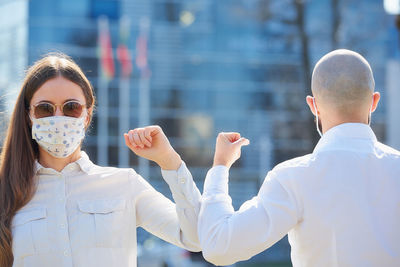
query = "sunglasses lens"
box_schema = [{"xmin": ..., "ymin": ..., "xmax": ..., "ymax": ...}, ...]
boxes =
[
  {"xmin": 34, "ymin": 103, "xmax": 55, "ymax": 118},
  {"xmin": 63, "ymin": 101, "xmax": 83, "ymax": 118}
]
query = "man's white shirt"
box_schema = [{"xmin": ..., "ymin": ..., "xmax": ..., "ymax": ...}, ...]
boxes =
[{"xmin": 199, "ymin": 123, "xmax": 400, "ymax": 266}]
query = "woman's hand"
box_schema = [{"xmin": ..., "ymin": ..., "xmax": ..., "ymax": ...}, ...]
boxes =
[
  {"xmin": 213, "ymin": 132, "xmax": 250, "ymax": 169},
  {"xmin": 124, "ymin": 125, "xmax": 182, "ymax": 170}
]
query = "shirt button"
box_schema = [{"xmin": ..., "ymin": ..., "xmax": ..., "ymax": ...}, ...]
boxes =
[
  {"xmin": 180, "ymin": 178, "xmax": 185, "ymax": 184},
  {"xmin": 60, "ymin": 223, "xmax": 65, "ymax": 229},
  {"xmin": 63, "ymin": 250, "xmax": 68, "ymax": 256}
]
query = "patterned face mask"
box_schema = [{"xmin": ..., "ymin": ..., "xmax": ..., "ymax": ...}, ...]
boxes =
[{"xmin": 31, "ymin": 116, "xmax": 86, "ymax": 158}]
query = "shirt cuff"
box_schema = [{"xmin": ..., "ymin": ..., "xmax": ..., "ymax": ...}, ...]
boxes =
[
  {"xmin": 161, "ymin": 161, "xmax": 190, "ymax": 186},
  {"xmin": 161, "ymin": 161, "xmax": 200, "ymax": 207},
  {"xmin": 203, "ymin": 165, "xmax": 230, "ymax": 197}
]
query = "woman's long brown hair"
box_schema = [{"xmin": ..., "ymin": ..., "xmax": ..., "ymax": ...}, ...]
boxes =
[{"xmin": 0, "ymin": 53, "xmax": 95, "ymax": 266}]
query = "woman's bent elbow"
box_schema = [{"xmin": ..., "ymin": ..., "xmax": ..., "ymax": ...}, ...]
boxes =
[{"xmin": 202, "ymin": 246, "xmax": 237, "ymax": 266}]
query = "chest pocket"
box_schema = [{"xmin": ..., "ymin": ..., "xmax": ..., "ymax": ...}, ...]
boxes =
[
  {"xmin": 12, "ymin": 207, "xmax": 48, "ymax": 258},
  {"xmin": 78, "ymin": 198, "xmax": 131, "ymax": 248}
]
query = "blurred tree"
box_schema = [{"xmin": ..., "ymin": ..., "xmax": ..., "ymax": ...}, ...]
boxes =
[
  {"xmin": 256, "ymin": 0, "xmax": 318, "ymax": 149},
  {"xmin": 331, "ymin": 0, "xmax": 340, "ymax": 49},
  {"xmin": 293, "ymin": 0, "xmax": 311, "ymax": 95}
]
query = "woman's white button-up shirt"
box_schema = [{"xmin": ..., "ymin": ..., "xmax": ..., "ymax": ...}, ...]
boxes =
[{"xmin": 12, "ymin": 152, "xmax": 201, "ymax": 267}]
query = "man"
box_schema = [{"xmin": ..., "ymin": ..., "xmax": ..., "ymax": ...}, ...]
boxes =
[{"xmin": 198, "ymin": 49, "xmax": 400, "ymax": 266}]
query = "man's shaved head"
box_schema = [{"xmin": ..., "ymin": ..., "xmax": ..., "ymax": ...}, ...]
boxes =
[{"xmin": 311, "ymin": 49, "xmax": 375, "ymax": 116}]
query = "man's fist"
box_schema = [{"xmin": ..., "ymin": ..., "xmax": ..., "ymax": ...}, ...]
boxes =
[
  {"xmin": 213, "ymin": 132, "xmax": 250, "ymax": 168},
  {"xmin": 124, "ymin": 125, "xmax": 181, "ymax": 170}
]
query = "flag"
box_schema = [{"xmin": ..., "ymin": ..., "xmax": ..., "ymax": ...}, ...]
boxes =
[
  {"xmin": 136, "ymin": 18, "xmax": 151, "ymax": 78},
  {"xmin": 98, "ymin": 16, "xmax": 115, "ymax": 80},
  {"xmin": 117, "ymin": 16, "xmax": 132, "ymax": 78},
  {"xmin": 135, "ymin": 36, "xmax": 147, "ymax": 71}
]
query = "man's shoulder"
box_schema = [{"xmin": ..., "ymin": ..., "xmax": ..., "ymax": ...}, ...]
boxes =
[
  {"xmin": 261, "ymin": 154, "xmax": 314, "ymax": 195},
  {"xmin": 272, "ymin": 153, "xmax": 315, "ymax": 173},
  {"xmin": 375, "ymin": 142, "xmax": 400, "ymax": 157}
]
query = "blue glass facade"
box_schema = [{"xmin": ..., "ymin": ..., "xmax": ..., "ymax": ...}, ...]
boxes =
[{"xmin": 1, "ymin": 0, "xmax": 398, "ymax": 265}]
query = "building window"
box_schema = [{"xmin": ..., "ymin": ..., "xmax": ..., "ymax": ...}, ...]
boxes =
[
  {"xmin": 154, "ymin": 1, "xmax": 181, "ymax": 22},
  {"xmin": 90, "ymin": 0, "xmax": 119, "ymax": 20}
]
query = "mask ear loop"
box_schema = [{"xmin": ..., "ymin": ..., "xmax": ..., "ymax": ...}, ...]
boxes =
[
  {"xmin": 368, "ymin": 97, "xmax": 373, "ymax": 126},
  {"xmin": 313, "ymin": 97, "xmax": 323, "ymax": 137}
]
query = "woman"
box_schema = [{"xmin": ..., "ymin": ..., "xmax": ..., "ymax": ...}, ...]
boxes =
[{"xmin": 0, "ymin": 54, "xmax": 201, "ymax": 267}]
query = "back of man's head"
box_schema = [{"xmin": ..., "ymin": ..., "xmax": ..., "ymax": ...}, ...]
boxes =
[{"xmin": 311, "ymin": 49, "xmax": 375, "ymax": 117}]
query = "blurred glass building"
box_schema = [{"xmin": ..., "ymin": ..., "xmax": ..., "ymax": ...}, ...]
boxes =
[{"xmin": 0, "ymin": 0, "xmax": 398, "ymax": 265}]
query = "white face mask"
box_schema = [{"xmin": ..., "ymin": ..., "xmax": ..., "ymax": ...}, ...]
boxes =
[
  {"xmin": 31, "ymin": 116, "xmax": 86, "ymax": 158},
  {"xmin": 312, "ymin": 97, "xmax": 323, "ymax": 137}
]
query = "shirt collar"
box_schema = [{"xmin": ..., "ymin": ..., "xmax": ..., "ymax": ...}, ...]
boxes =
[
  {"xmin": 313, "ymin": 123, "xmax": 377, "ymax": 154},
  {"xmin": 34, "ymin": 151, "xmax": 94, "ymax": 175}
]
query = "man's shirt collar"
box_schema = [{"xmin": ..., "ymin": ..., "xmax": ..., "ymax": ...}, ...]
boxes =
[{"xmin": 313, "ymin": 123, "xmax": 377, "ymax": 154}]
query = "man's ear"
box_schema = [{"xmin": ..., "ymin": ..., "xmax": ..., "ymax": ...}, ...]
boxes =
[
  {"xmin": 306, "ymin": 96, "xmax": 318, "ymax": 116},
  {"xmin": 371, "ymin": 92, "xmax": 380, "ymax": 113}
]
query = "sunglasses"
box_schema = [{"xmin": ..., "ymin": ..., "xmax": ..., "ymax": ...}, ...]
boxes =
[{"xmin": 30, "ymin": 100, "xmax": 86, "ymax": 119}]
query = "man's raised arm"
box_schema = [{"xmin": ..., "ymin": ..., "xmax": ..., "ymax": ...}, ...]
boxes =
[{"xmin": 198, "ymin": 132, "xmax": 300, "ymax": 266}]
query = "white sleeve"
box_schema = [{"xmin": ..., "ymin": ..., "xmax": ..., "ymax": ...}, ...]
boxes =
[
  {"xmin": 199, "ymin": 166, "xmax": 300, "ymax": 266},
  {"xmin": 135, "ymin": 161, "xmax": 201, "ymax": 251}
]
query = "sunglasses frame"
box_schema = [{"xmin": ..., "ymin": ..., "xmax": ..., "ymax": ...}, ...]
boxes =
[{"xmin": 30, "ymin": 100, "xmax": 87, "ymax": 119}]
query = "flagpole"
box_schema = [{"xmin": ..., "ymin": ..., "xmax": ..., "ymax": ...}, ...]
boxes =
[
  {"xmin": 138, "ymin": 77, "xmax": 150, "ymax": 178},
  {"xmin": 97, "ymin": 16, "xmax": 110, "ymax": 166},
  {"xmin": 118, "ymin": 16, "xmax": 131, "ymax": 167},
  {"xmin": 118, "ymin": 77, "xmax": 130, "ymax": 167},
  {"xmin": 97, "ymin": 64, "xmax": 109, "ymax": 166},
  {"xmin": 138, "ymin": 17, "xmax": 150, "ymax": 179}
]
